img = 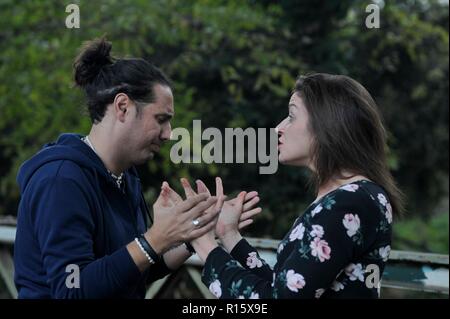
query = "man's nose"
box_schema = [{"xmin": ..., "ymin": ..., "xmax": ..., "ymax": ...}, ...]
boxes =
[{"xmin": 160, "ymin": 122, "xmax": 172, "ymax": 141}]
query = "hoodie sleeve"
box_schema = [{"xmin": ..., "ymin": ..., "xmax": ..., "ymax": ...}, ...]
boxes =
[{"xmin": 29, "ymin": 176, "xmax": 143, "ymax": 298}]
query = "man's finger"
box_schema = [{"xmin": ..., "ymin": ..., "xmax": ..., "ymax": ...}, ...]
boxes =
[
  {"xmin": 154, "ymin": 185, "xmax": 171, "ymax": 207},
  {"xmin": 185, "ymin": 196, "xmax": 218, "ymax": 220},
  {"xmin": 189, "ymin": 218, "xmax": 217, "ymax": 239},
  {"xmin": 178, "ymin": 193, "xmax": 209, "ymax": 212},
  {"xmin": 195, "ymin": 179, "xmax": 211, "ymax": 195},
  {"xmin": 162, "ymin": 181, "xmax": 183, "ymax": 205}
]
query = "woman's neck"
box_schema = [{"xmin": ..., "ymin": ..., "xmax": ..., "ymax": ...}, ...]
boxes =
[{"xmin": 314, "ymin": 173, "xmax": 370, "ymax": 203}]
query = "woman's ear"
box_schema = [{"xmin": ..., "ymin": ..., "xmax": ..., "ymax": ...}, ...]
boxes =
[{"xmin": 114, "ymin": 93, "xmax": 130, "ymax": 122}]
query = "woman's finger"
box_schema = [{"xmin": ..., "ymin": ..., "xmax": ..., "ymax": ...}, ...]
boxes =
[
  {"xmin": 238, "ymin": 219, "xmax": 253, "ymax": 230},
  {"xmin": 244, "ymin": 191, "xmax": 258, "ymax": 202},
  {"xmin": 225, "ymin": 191, "xmax": 258, "ymax": 207},
  {"xmin": 180, "ymin": 178, "xmax": 197, "ymax": 199},
  {"xmin": 243, "ymin": 196, "xmax": 260, "ymax": 212},
  {"xmin": 215, "ymin": 177, "xmax": 224, "ymax": 197},
  {"xmin": 239, "ymin": 207, "xmax": 262, "ymax": 222}
]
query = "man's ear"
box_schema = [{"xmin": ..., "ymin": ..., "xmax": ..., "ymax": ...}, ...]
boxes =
[{"xmin": 114, "ymin": 93, "xmax": 130, "ymax": 122}]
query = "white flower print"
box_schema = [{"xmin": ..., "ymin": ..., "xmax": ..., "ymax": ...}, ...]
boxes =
[
  {"xmin": 342, "ymin": 214, "xmax": 360, "ymax": 237},
  {"xmin": 277, "ymin": 242, "xmax": 285, "ymax": 254},
  {"xmin": 340, "ymin": 184, "xmax": 359, "ymax": 192},
  {"xmin": 209, "ymin": 280, "xmax": 222, "ymax": 298},
  {"xmin": 378, "ymin": 193, "xmax": 388, "ymax": 206},
  {"xmin": 249, "ymin": 292, "xmax": 260, "ymax": 299},
  {"xmin": 330, "ymin": 281, "xmax": 344, "ymax": 292},
  {"xmin": 315, "ymin": 288, "xmax": 326, "ymax": 298},
  {"xmin": 238, "ymin": 295, "xmax": 245, "ymax": 299},
  {"xmin": 379, "ymin": 245, "xmax": 391, "ymax": 262},
  {"xmin": 246, "ymin": 252, "xmax": 263, "ymax": 269},
  {"xmin": 345, "ymin": 263, "xmax": 365, "ymax": 282},
  {"xmin": 310, "ymin": 237, "xmax": 331, "ymax": 262},
  {"xmin": 311, "ymin": 204, "xmax": 323, "ymax": 217},
  {"xmin": 286, "ymin": 269, "xmax": 306, "ymax": 292},
  {"xmin": 289, "ymin": 223, "xmax": 305, "ymax": 242},
  {"xmin": 310, "ymin": 224, "xmax": 325, "ymax": 238},
  {"xmin": 385, "ymin": 203, "xmax": 393, "ymax": 224}
]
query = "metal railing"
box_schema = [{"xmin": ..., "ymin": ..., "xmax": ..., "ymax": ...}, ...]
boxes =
[{"xmin": 1, "ymin": 222, "xmax": 448, "ymax": 299}]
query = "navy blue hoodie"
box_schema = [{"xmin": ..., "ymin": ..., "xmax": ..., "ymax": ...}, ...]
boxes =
[{"xmin": 14, "ymin": 133, "xmax": 171, "ymax": 298}]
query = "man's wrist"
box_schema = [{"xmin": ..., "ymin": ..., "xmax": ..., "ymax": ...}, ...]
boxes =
[{"xmin": 144, "ymin": 228, "xmax": 166, "ymax": 254}]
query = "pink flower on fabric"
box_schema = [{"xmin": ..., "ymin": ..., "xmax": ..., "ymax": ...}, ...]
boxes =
[
  {"xmin": 378, "ymin": 193, "xmax": 388, "ymax": 206},
  {"xmin": 315, "ymin": 288, "xmax": 326, "ymax": 298},
  {"xmin": 345, "ymin": 263, "xmax": 365, "ymax": 282},
  {"xmin": 385, "ymin": 203, "xmax": 393, "ymax": 224},
  {"xmin": 289, "ymin": 223, "xmax": 305, "ymax": 242},
  {"xmin": 340, "ymin": 184, "xmax": 359, "ymax": 192},
  {"xmin": 311, "ymin": 204, "xmax": 323, "ymax": 217},
  {"xmin": 286, "ymin": 269, "xmax": 306, "ymax": 292},
  {"xmin": 379, "ymin": 245, "xmax": 391, "ymax": 262},
  {"xmin": 209, "ymin": 280, "xmax": 222, "ymax": 298},
  {"xmin": 246, "ymin": 252, "xmax": 263, "ymax": 269},
  {"xmin": 342, "ymin": 214, "xmax": 360, "ymax": 237},
  {"xmin": 310, "ymin": 225, "xmax": 324, "ymax": 238},
  {"xmin": 310, "ymin": 237, "xmax": 331, "ymax": 262}
]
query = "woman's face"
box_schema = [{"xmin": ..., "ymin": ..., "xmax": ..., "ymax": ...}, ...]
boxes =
[{"xmin": 276, "ymin": 93, "xmax": 314, "ymax": 168}]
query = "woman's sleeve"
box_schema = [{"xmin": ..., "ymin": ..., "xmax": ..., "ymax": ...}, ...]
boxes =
[
  {"xmin": 228, "ymin": 238, "xmax": 274, "ymax": 281},
  {"xmin": 201, "ymin": 190, "xmax": 382, "ymax": 299}
]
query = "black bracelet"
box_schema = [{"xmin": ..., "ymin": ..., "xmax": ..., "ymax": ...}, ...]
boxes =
[
  {"xmin": 138, "ymin": 234, "xmax": 160, "ymax": 263},
  {"xmin": 185, "ymin": 242, "xmax": 196, "ymax": 254}
]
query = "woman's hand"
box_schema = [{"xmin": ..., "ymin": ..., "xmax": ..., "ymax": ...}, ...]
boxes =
[{"xmin": 195, "ymin": 178, "xmax": 262, "ymax": 239}]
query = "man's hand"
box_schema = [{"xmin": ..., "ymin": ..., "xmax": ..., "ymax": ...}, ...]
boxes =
[{"xmin": 145, "ymin": 185, "xmax": 220, "ymax": 254}]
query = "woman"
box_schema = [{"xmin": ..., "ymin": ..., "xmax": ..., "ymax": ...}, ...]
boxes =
[{"xmin": 179, "ymin": 73, "xmax": 404, "ymax": 299}]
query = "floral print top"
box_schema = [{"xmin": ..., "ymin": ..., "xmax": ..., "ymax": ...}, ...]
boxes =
[{"xmin": 201, "ymin": 180, "xmax": 393, "ymax": 299}]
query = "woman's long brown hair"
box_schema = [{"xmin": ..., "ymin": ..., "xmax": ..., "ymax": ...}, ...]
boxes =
[{"xmin": 295, "ymin": 73, "xmax": 405, "ymax": 217}]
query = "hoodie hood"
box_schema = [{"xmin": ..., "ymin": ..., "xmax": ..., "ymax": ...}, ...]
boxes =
[{"xmin": 17, "ymin": 133, "xmax": 139, "ymax": 194}]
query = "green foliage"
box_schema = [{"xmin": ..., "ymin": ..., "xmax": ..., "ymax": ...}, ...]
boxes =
[
  {"xmin": 394, "ymin": 212, "xmax": 449, "ymax": 254},
  {"xmin": 0, "ymin": 0, "xmax": 448, "ymax": 253}
]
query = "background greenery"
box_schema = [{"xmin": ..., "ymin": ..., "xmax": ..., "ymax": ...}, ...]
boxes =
[{"xmin": 0, "ymin": 0, "xmax": 448, "ymax": 254}]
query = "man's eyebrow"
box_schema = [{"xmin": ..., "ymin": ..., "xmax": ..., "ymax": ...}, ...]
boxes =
[{"xmin": 155, "ymin": 112, "xmax": 174, "ymax": 118}]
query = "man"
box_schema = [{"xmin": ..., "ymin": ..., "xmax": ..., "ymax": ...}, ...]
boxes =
[{"xmin": 13, "ymin": 38, "xmax": 223, "ymax": 298}]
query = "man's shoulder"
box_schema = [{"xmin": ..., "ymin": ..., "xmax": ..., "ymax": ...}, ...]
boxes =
[{"xmin": 29, "ymin": 159, "xmax": 89, "ymax": 187}]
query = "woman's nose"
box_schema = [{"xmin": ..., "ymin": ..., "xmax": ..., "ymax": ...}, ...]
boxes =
[{"xmin": 275, "ymin": 118, "xmax": 287, "ymax": 135}]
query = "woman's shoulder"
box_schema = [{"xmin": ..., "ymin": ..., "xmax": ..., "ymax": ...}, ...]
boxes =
[{"xmin": 309, "ymin": 180, "xmax": 391, "ymax": 221}]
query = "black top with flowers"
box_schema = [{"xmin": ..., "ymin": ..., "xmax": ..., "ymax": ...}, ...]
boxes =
[{"xmin": 201, "ymin": 180, "xmax": 393, "ymax": 299}]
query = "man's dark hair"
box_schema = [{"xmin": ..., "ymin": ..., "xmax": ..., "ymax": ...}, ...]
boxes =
[{"xmin": 73, "ymin": 37, "xmax": 171, "ymax": 123}]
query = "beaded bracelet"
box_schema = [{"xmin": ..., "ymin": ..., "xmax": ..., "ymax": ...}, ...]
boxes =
[{"xmin": 135, "ymin": 238, "xmax": 155, "ymax": 265}]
